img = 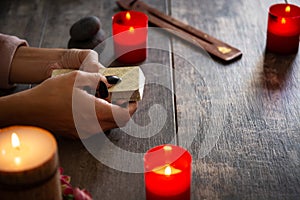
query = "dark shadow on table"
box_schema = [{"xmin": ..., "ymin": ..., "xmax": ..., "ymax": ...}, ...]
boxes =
[{"xmin": 261, "ymin": 51, "xmax": 297, "ymax": 91}]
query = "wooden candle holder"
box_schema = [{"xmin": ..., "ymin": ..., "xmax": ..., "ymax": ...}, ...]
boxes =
[{"xmin": 0, "ymin": 126, "xmax": 61, "ymax": 200}]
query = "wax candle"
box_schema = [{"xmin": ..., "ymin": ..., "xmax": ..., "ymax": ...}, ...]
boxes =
[
  {"xmin": 144, "ymin": 145, "xmax": 192, "ymax": 200},
  {"xmin": 0, "ymin": 126, "xmax": 61, "ymax": 200},
  {"xmin": 112, "ymin": 11, "xmax": 148, "ymax": 64},
  {"xmin": 266, "ymin": 4, "xmax": 300, "ymax": 54}
]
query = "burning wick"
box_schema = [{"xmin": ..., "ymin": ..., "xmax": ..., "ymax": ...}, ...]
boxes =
[
  {"xmin": 285, "ymin": 5, "xmax": 291, "ymax": 13},
  {"xmin": 163, "ymin": 145, "xmax": 172, "ymax": 151},
  {"xmin": 126, "ymin": 12, "xmax": 131, "ymax": 20},
  {"xmin": 164, "ymin": 165, "xmax": 172, "ymax": 176},
  {"xmin": 11, "ymin": 132, "xmax": 20, "ymax": 150},
  {"xmin": 284, "ymin": 0, "xmax": 288, "ymax": 4}
]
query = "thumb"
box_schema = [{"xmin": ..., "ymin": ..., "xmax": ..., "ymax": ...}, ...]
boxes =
[{"xmin": 80, "ymin": 50, "xmax": 104, "ymax": 72}]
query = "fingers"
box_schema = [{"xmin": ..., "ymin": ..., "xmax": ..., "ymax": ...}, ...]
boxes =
[
  {"xmin": 56, "ymin": 49, "xmax": 118, "ymax": 89},
  {"xmin": 95, "ymin": 81, "xmax": 109, "ymax": 99},
  {"xmin": 83, "ymin": 61, "xmax": 104, "ymax": 73},
  {"xmin": 73, "ymin": 89, "xmax": 138, "ymax": 138},
  {"xmin": 128, "ymin": 102, "xmax": 138, "ymax": 116},
  {"xmin": 59, "ymin": 49, "xmax": 83, "ymax": 69},
  {"xmin": 70, "ymin": 71, "xmax": 112, "ymax": 100},
  {"xmin": 95, "ymin": 99, "xmax": 138, "ymax": 128},
  {"xmin": 60, "ymin": 70, "xmax": 109, "ymax": 89},
  {"xmin": 52, "ymin": 70, "xmax": 137, "ymax": 136},
  {"xmin": 52, "ymin": 70, "xmax": 116, "ymax": 103},
  {"xmin": 80, "ymin": 50, "xmax": 105, "ymax": 72},
  {"xmin": 60, "ymin": 49, "xmax": 104, "ymax": 72}
]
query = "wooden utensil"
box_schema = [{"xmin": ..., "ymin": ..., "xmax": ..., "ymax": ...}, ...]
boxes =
[{"xmin": 117, "ymin": 0, "xmax": 242, "ymax": 62}]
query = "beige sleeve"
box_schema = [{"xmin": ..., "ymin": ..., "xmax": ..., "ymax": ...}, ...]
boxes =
[{"xmin": 0, "ymin": 33, "xmax": 28, "ymax": 89}]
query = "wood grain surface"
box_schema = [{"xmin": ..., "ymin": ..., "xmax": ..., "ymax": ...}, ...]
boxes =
[
  {"xmin": 171, "ymin": 0, "xmax": 300, "ymax": 199},
  {"xmin": 0, "ymin": 0, "xmax": 300, "ymax": 199}
]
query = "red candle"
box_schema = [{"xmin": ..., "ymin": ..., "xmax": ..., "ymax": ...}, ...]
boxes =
[
  {"xmin": 266, "ymin": 4, "xmax": 300, "ymax": 54},
  {"xmin": 144, "ymin": 145, "xmax": 192, "ymax": 200},
  {"xmin": 112, "ymin": 11, "xmax": 148, "ymax": 64}
]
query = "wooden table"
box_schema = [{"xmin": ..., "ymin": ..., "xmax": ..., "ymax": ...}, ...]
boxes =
[{"xmin": 1, "ymin": 0, "xmax": 300, "ymax": 199}]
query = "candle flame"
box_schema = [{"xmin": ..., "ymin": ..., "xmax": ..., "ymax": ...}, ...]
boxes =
[
  {"xmin": 285, "ymin": 6, "xmax": 291, "ymax": 13},
  {"xmin": 126, "ymin": 12, "xmax": 131, "ymax": 20},
  {"xmin": 281, "ymin": 18, "xmax": 286, "ymax": 24},
  {"xmin": 152, "ymin": 164, "xmax": 182, "ymax": 175},
  {"xmin": 164, "ymin": 165, "xmax": 172, "ymax": 176},
  {"xmin": 11, "ymin": 133, "xmax": 20, "ymax": 149},
  {"xmin": 163, "ymin": 145, "xmax": 172, "ymax": 151},
  {"xmin": 129, "ymin": 26, "xmax": 135, "ymax": 33}
]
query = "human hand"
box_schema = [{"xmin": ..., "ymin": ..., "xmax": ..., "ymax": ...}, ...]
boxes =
[
  {"xmin": 10, "ymin": 47, "xmax": 103, "ymax": 84},
  {"xmin": 51, "ymin": 48, "xmax": 103, "ymax": 72},
  {"xmin": 5, "ymin": 71, "xmax": 137, "ymax": 138}
]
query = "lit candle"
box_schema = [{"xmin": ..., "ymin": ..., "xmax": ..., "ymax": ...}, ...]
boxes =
[
  {"xmin": 112, "ymin": 11, "xmax": 148, "ymax": 64},
  {"xmin": 144, "ymin": 145, "xmax": 192, "ymax": 200},
  {"xmin": 266, "ymin": 4, "xmax": 300, "ymax": 54},
  {"xmin": 0, "ymin": 126, "xmax": 61, "ymax": 200}
]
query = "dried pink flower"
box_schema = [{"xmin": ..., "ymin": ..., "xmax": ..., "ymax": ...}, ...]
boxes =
[
  {"xmin": 59, "ymin": 167, "xmax": 93, "ymax": 200},
  {"xmin": 73, "ymin": 188, "xmax": 93, "ymax": 200}
]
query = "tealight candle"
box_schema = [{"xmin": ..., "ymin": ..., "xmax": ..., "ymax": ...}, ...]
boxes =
[
  {"xmin": 0, "ymin": 126, "xmax": 61, "ymax": 200},
  {"xmin": 144, "ymin": 144, "xmax": 192, "ymax": 200},
  {"xmin": 266, "ymin": 3, "xmax": 300, "ymax": 54},
  {"xmin": 112, "ymin": 11, "xmax": 148, "ymax": 64}
]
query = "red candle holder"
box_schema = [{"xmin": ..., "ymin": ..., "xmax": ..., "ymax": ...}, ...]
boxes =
[
  {"xmin": 112, "ymin": 11, "xmax": 148, "ymax": 64},
  {"xmin": 144, "ymin": 145, "xmax": 192, "ymax": 200},
  {"xmin": 266, "ymin": 4, "xmax": 300, "ymax": 54}
]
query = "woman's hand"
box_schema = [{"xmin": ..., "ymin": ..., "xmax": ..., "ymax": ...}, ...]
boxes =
[
  {"xmin": 9, "ymin": 47, "xmax": 102, "ymax": 84},
  {"xmin": 0, "ymin": 71, "xmax": 137, "ymax": 139}
]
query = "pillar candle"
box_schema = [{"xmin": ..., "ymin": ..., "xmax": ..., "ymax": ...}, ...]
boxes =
[
  {"xmin": 112, "ymin": 11, "xmax": 148, "ymax": 64},
  {"xmin": 0, "ymin": 126, "xmax": 61, "ymax": 200},
  {"xmin": 144, "ymin": 145, "xmax": 192, "ymax": 200},
  {"xmin": 266, "ymin": 4, "xmax": 300, "ymax": 54}
]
